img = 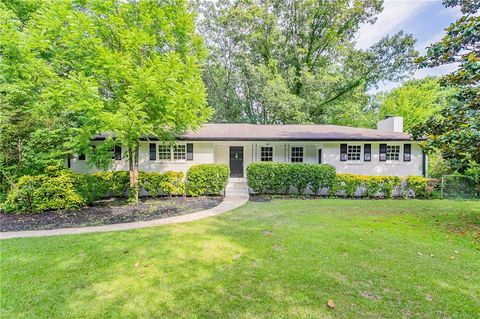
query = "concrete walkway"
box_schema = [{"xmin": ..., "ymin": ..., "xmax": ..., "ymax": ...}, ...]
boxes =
[{"xmin": 0, "ymin": 179, "xmax": 249, "ymax": 240}]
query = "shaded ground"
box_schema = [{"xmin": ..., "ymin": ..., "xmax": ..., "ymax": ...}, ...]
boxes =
[
  {"xmin": 0, "ymin": 196, "xmax": 222, "ymax": 231},
  {"xmin": 1, "ymin": 200, "xmax": 479, "ymax": 318}
]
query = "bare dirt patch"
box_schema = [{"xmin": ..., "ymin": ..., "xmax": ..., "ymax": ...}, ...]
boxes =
[{"xmin": 0, "ymin": 196, "xmax": 222, "ymax": 232}]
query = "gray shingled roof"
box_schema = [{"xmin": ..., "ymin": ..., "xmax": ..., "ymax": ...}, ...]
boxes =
[
  {"xmin": 93, "ymin": 123, "xmax": 415, "ymax": 141},
  {"xmin": 179, "ymin": 124, "xmax": 414, "ymax": 141}
]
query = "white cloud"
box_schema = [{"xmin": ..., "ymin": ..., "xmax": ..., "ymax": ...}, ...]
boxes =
[
  {"xmin": 356, "ymin": 0, "xmax": 433, "ymax": 49},
  {"xmin": 359, "ymin": 1, "xmax": 462, "ymax": 92}
]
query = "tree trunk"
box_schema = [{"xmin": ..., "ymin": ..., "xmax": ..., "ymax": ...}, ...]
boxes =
[{"xmin": 128, "ymin": 143, "xmax": 140, "ymax": 204}]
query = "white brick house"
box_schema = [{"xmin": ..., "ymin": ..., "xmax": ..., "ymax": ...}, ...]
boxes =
[{"xmin": 70, "ymin": 117, "xmax": 426, "ymax": 177}]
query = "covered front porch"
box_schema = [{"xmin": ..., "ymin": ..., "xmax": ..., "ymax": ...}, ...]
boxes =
[{"xmin": 213, "ymin": 142, "xmax": 324, "ymax": 177}]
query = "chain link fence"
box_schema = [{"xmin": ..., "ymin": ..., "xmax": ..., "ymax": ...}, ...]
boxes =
[{"xmin": 440, "ymin": 175, "xmax": 480, "ymax": 200}]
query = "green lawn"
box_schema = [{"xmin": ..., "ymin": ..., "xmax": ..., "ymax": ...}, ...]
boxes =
[{"xmin": 1, "ymin": 200, "xmax": 479, "ymax": 318}]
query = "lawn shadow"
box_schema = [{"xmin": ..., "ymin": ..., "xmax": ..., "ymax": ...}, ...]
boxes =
[{"xmin": 2, "ymin": 199, "xmax": 480, "ymax": 318}]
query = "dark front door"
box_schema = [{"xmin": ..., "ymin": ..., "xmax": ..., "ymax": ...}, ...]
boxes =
[{"xmin": 229, "ymin": 146, "xmax": 244, "ymax": 177}]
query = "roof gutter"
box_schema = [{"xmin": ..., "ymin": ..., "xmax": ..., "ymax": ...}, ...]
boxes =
[{"xmin": 92, "ymin": 137, "xmax": 420, "ymax": 142}]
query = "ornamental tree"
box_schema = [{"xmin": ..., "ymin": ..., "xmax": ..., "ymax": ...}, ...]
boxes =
[
  {"xmin": 413, "ymin": 0, "xmax": 479, "ymax": 173},
  {"xmin": 1, "ymin": 0, "xmax": 211, "ymax": 202}
]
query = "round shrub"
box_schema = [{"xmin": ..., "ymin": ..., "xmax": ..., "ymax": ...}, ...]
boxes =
[
  {"xmin": 406, "ymin": 176, "xmax": 438, "ymax": 198},
  {"xmin": 3, "ymin": 175, "xmax": 42, "ymax": 213},
  {"xmin": 89, "ymin": 171, "xmax": 129, "ymax": 198},
  {"xmin": 309, "ymin": 164, "xmax": 337, "ymax": 195},
  {"xmin": 186, "ymin": 164, "xmax": 229, "ymax": 196},
  {"xmin": 33, "ymin": 174, "xmax": 85, "ymax": 211},
  {"xmin": 139, "ymin": 172, "xmax": 163, "ymax": 197},
  {"xmin": 110, "ymin": 171, "xmax": 130, "ymax": 197},
  {"xmin": 71, "ymin": 173, "xmax": 98, "ymax": 204},
  {"xmin": 3, "ymin": 171, "xmax": 84, "ymax": 213},
  {"xmin": 246, "ymin": 162, "xmax": 274, "ymax": 194},
  {"xmin": 139, "ymin": 171, "xmax": 185, "ymax": 196},
  {"xmin": 161, "ymin": 171, "xmax": 185, "ymax": 195},
  {"xmin": 89, "ymin": 172, "xmax": 114, "ymax": 198},
  {"xmin": 331, "ymin": 174, "xmax": 363, "ymax": 197}
]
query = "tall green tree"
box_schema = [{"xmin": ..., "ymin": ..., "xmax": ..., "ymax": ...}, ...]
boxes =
[
  {"xmin": 0, "ymin": 0, "xmax": 211, "ymax": 202},
  {"xmin": 199, "ymin": 0, "xmax": 418, "ymax": 126},
  {"xmin": 375, "ymin": 77, "xmax": 456, "ymax": 133},
  {"xmin": 413, "ymin": 0, "xmax": 479, "ymax": 173},
  {"xmin": 0, "ymin": 0, "xmax": 59, "ymax": 184}
]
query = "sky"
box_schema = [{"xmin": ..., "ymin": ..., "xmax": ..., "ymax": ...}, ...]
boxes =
[{"xmin": 356, "ymin": 0, "xmax": 462, "ymax": 92}]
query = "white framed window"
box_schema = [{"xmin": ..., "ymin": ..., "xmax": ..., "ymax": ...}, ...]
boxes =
[
  {"xmin": 260, "ymin": 146, "xmax": 273, "ymax": 162},
  {"xmin": 157, "ymin": 144, "xmax": 187, "ymax": 161},
  {"xmin": 173, "ymin": 145, "xmax": 186, "ymax": 160},
  {"xmin": 158, "ymin": 145, "xmax": 171, "ymax": 160},
  {"xmin": 347, "ymin": 145, "xmax": 361, "ymax": 161},
  {"xmin": 386, "ymin": 145, "xmax": 400, "ymax": 161},
  {"xmin": 291, "ymin": 146, "xmax": 303, "ymax": 163}
]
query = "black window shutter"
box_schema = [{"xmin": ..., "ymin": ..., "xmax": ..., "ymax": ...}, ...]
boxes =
[
  {"xmin": 404, "ymin": 144, "xmax": 411, "ymax": 162},
  {"xmin": 340, "ymin": 144, "xmax": 347, "ymax": 161},
  {"xmin": 186, "ymin": 143, "xmax": 193, "ymax": 161},
  {"xmin": 114, "ymin": 145, "xmax": 122, "ymax": 160},
  {"xmin": 318, "ymin": 149, "xmax": 322, "ymax": 164},
  {"xmin": 149, "ymin": 143, "xmax": 156, "ymax": 160},
  {"xmin": 364, "ymin": 144, "xmax": 371, "ymax": 161},
  {"xmin": 379, "ymin": 144, "xmax": 387, "ymax": 161},
  {"xmin": 422, "ymin": 151, "xmax": 427, "ymax": 177}
]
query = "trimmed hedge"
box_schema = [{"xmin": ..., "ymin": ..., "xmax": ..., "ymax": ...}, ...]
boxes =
[
  {"xmin": 247, "ymin": 163, "xmax": 336, "ymax": 194},
  {"xmin": 328, "ymin": 174, "xmax": 439, "ymax": 198},
  {"xmin": 3, "ymin": 169, "xmax": 133, "ymax": 213},
  {"xmin": 246, "ymin": 163, "xmax": 438, "ymax": 199},
  {"xmin": 330, "ymin": 174, "xmax": 402, "ymax": 198},
  {"xmin": 2, "ymin": 165, "xmax": 231, "ymax": 213},
  {"xmin": 186, "ymin": 164, "xmax": 230, "ymax": 196}
]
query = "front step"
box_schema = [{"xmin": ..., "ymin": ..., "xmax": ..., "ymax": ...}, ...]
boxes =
[{"xmin": 225, "ymin": 179, "xmax": 249, "ymax": 198}]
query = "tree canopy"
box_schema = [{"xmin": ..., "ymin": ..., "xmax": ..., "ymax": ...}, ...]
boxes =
[
  {"xmin": 0, "ymin": 0, "xmax": 211, "ymax": 200},
  {"xmin": 199, "ymin": 0, "xmax": 418, "ymax": 126},
  {"xmin": 412, "ymin": 0, "xmax": 479, "ymax": 173},
  {"xmin": 375, "ymin": 77, "xmax": 456, "ymax": 133}
]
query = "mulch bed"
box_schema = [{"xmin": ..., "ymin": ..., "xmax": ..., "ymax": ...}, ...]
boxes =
[{"xmin": 0, "ymin": 196, "xmax": 222, "ymax": 232}]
